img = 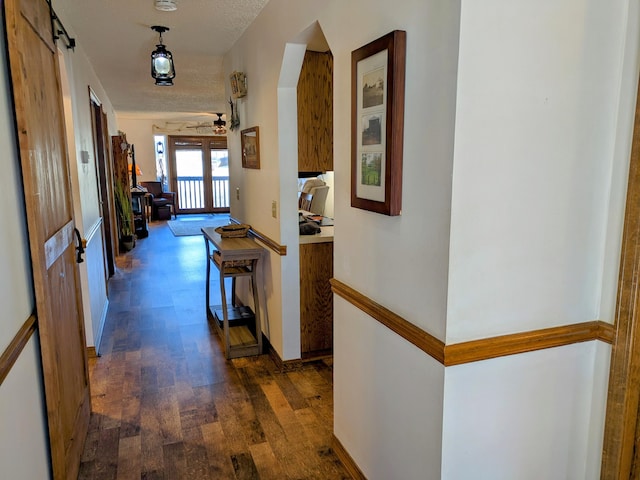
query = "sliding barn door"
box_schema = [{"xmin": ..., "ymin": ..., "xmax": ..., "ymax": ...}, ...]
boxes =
[{"xmin": 3, "ymin": 0, "xmax": 91, "ymax": 478}]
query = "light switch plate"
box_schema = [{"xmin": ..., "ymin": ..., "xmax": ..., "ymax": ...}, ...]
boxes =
[{"xmin": 272, "ymin": 200, "xmax": 277, "ymax": 218}]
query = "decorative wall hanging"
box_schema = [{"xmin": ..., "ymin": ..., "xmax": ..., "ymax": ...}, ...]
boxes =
[
  {"xmin": 228, "ymin": 98, "xmax": 240, "ymax": 131},
  {"xmin": 351, "ymin": 30, "xmax": 406, "ymax": 216},
  {"xmin": 230, "ymin": 71, "xmax": 247, "ymax": 99},
  {"xmin": 241, "ymin": 126, "xmax": 260, "ymax": 169}
]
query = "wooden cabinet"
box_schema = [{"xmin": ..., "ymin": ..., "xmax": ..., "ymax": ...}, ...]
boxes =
[
  {"xmin": 297, "ymin": 50, "xmax": 333, "ymax": 173},
  {"xmin": 300, "ymin": 241, "xmax": 333, "ymax": 358}
]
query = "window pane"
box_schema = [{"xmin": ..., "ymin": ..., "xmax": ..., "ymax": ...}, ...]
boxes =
[
  {"xmin": 176, "ymin": 149, "xmax": 204, "ymax": 209},
  {"xmin": 210, "ymin": 149, "xmax": 229, "ymax": 208}
]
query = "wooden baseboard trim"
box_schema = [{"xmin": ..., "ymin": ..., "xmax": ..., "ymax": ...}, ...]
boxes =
[
  {"xmin": 0, "ymin": 314, "xmax": 37, "ymax": 386},
  {"xmin": 263, "ymin": 334, "xmax": 304, "ymax": 372},
  {"xmin": 332, "ymin": 434, "xmax": 367, "ymax": 480},
  {"xmin": 230, "ymin": 216, "xmax": 287, "ymax": 256},
  {"xmin": 331, "ymin": 278, "xmax": 615, "ymax": 366},
  {"xmin": 87, "ymin": 346, "xmax": 97, "ymax": 358}
]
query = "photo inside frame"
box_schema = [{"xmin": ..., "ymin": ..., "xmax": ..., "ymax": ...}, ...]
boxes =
[{"xmin": 356, "ymin": 49, "xmax": 388, "ymax": 203}]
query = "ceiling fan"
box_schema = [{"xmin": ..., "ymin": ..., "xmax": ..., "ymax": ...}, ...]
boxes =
[
  {"xmin": 185, "ymin": 113, "xmax": 227, "ymax": 134},
  {"xmin": 212, "ymin": 113, "xmax": 226, "ymax": 134}
]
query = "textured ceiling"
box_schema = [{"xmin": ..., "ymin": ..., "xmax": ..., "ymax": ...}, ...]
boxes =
[{"xmin": 53, "ymin": 0, "xmax": 269, "ymax": 120}]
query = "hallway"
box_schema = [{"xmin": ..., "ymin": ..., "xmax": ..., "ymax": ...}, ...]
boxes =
[{"xmin": 78, "ymin": 217, "xmax": 350, "ymax": 479}]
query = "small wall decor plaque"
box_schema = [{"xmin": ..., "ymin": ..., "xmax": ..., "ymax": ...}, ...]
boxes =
[{"xmin": 230, "ymin": 71, "xmax": 247, "ymax": 99}]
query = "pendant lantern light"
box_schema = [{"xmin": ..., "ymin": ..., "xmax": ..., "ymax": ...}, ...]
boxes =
[{"xmin": 150, "ymin": 26, "xmax": 175, "ymax": 86}]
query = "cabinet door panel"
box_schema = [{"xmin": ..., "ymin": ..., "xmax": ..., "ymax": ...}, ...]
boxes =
[
  {"xmin": 300, "ymin": 242, "xmax": 333, "ymax": 356},
  {"xmin": 297, "ymin": 51, "xmax": 333, "ymax": 172}
]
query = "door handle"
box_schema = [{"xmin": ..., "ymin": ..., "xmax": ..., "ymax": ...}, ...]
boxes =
[{"xmin": 74, "ymin": 228, "xmax": 85, "ymax": 264}]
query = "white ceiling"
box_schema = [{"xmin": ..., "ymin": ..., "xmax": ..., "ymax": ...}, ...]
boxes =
[{"xmin": 52, "ymin": 0, "xmax": 269, "ymax": 120}]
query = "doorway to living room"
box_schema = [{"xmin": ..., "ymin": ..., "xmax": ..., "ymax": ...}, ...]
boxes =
[{"xmin": 168, "ymin": 135, "xmax": 230, "ymax": 215}]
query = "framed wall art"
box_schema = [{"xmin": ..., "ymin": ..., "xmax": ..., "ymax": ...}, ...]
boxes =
[
  {"xmin": 351, "ymin": 30, "xmax": 406, "ymax": 216},
  {"xmin": 241, "ymin": 126, "xmax": 260, "ymax": 169}
]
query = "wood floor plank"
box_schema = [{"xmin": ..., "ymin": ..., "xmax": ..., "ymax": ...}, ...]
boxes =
[
  {"xmin": 93, "ymin": 427, "xmax": 120, "ymax": 480},
  {"xmin": 116, "ymin": 434, "xmax": 141, "ymax": 480},
  {"xmin": 201, "ymin": 421, "xmax": 237, "ymax": 478},
  {"xmin": 236, "ymin": 367, "xmax": 317, "ymax": 479},
  {"xmin": 211, "ymin": 380, "xmax": 253, "ymax": 454},
  {"xmin": 122, "ymin": 350, "xmax": 142, "ymax": 398},
  {"xmin": 295, "ymin": 407, "xmax": 349, "ymax": 479},
  {"xmin": 119, "ymin": 394, "xmax": 141, "ymax": 438},
  {"xmin": 231, "ymin": 452, "xmax": 260, "ymax": 480},
  {"xmin": 140, "ymin": 392, "xmax": 166, "ymax": 475},
  {"xmin": 153, "ymin": 386, "xmax": 183, "ymax": 444},
  {"xmin": 80, "ymin": 411, "xmax": 102, "ymax": 463},
  {"xmin": 163, "ymin": 441, "xmax": 187, "ymax": 479},
  {"xmin": 271, "ymin": 369, "xmax": 310, "ymax": 410},
  {"xmin": 260, "ymin": 378, "xmax": 311, "ymax": 447},
  {"xmin": 249, "ymin": 441, "xmax": 286, "ymax": 480},
  {"xmin": 183, "ymin": 426, "xmax": 210, "ymax": 478}
]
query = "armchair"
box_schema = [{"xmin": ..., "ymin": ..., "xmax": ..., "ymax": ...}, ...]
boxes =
[{"xmin": 140, "ymin": 181, "xmax": 176, "ymax": 220}]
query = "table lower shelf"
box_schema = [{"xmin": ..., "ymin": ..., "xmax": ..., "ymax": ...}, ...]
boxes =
[
  {"xmin": 211, "ymin": 305, "xmax": 253, "ymax": 325},
  {"xmin": 208, "ymin": 305, "xmax": 261, "ymax": 358}
]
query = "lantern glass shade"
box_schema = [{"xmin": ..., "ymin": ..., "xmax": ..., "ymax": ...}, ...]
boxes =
[{"xmin": 151, "ymin": 44, "xmax": 175, "ymax": 86}]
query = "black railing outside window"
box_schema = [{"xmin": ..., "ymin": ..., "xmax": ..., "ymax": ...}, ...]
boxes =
[{"xmin": 177, "ymin": 175, "xmax": 229, "ymax": 210}]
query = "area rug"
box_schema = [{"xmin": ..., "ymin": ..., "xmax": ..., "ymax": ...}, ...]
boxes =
[{"xmin": 167, "ymin": 214, "xmax": 231, "ymax": 237}]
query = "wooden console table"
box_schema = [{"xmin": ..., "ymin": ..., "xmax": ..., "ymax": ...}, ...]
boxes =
[{"xmin": 203, "ymin": 227, "xmax": 264, "ymax": 359}]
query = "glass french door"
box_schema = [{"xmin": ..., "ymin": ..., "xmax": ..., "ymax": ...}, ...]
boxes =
[{"xmin": 168, "ymin": 136, "xmax": 229, "ymax": 214}]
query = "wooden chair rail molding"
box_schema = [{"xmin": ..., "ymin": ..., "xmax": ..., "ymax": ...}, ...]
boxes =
[
  {"xmin": 330, "ymin": 278, "xmax": 615, "ymax": 366},
  {"xmin": 0, "ymin": 314, "xmax": 37, "ymax": 386},
  {"xmin": 230, "ymin": 216, "xmax": 287, "ymax": 256},
  {"xmin": 330, "ymin": 278, "xmax": 446, "ymax": 363}
]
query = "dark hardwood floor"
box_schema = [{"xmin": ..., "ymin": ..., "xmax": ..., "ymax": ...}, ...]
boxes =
[{"xmin": 78, "ymin": 216, "xmax": 350, "ymax": 480}]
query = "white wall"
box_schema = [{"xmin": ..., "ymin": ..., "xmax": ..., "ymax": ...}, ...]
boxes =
[
  {"xmin": 0, "ymin": 35, "xmax": 50, "ymax": 479},
  {"xmin": 116, "ymin": 116, "xmax": 162, "ymax": 182},
  {"xmin": 442, "ymin": 342, "xmax": 610, "ymax": 479},
  {"xmin": 334, "ymin": 298, "xmax": 445, "ymax": 480},
  {"xmin": 328, "ymin": 0, "xmax": 460, "ymax": 342},
  {"xmin": 447, "ymin": 0, "xmax": 631, "ymax": 343},
  {"xmin": 599, "ymin": 0, "xmax": 640, "ymax": 320},
  {"xmin": 444, "ymin": 0, "xmax": 634, "ymax": 475},
  {"xmin": 0, "ymin": 340, "xmax": 51, "ymax": 480}
]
